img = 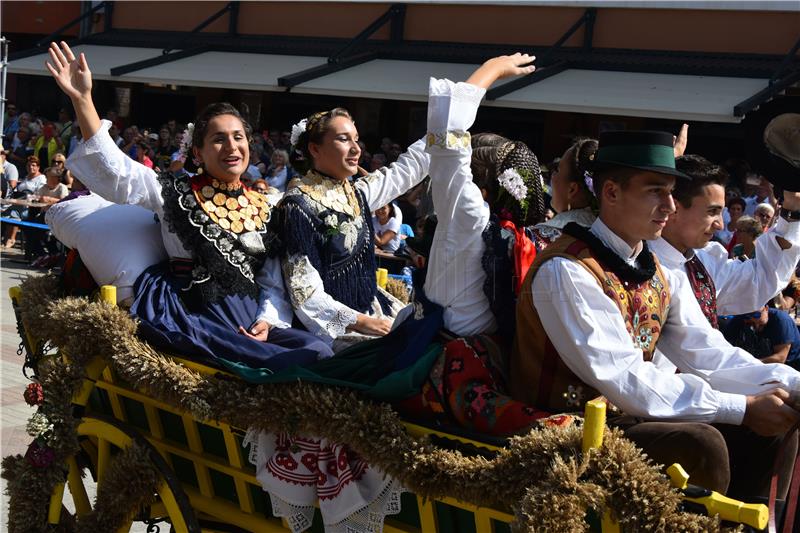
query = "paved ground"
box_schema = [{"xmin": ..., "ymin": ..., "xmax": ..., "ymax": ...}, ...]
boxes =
[{"xmin": 0, "ymin": 245, "xmax": 147, "ymax": 531}]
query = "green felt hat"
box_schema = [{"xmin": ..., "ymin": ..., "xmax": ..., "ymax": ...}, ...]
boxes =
[{"xmin": 594, "ymin": 130, "xmax": 689, "ymax": 180}]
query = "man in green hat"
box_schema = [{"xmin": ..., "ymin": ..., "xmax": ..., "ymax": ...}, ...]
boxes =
[{"xmin": 510, "ymin": 130, "xmax": 800, "ymax": 502}]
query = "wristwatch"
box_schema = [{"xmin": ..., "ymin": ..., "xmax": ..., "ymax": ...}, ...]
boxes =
[{"xmin": 779, "ymin": 207, "xmax": 800, "ymax": 221}]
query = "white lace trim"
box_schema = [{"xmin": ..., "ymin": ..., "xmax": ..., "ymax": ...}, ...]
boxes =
[
  {"xmin": 243, "ymin": 428, "xmax": 407, "ymax": 533},
  {"xmin": 266, "ymin": 473, "xmax": 406, "ymax": 533},
  {"xmin": 323, "ymin": 307, "xmax": 359, "ymax": 338}
]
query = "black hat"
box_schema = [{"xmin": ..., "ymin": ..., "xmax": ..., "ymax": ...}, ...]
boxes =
[
  {"xmin": 594, "ymin": 130, "xmax": 689, "ymax": 180},
  {"xmin": 743, "ymin": 95, "xmax": 800, "ymax": 192}
]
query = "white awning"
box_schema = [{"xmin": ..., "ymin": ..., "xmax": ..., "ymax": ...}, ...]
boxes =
[
  {"xmin": 9, "ymin": 45, "xmax": 328, "ymax": 92},
  {"xmin": 292, "ymin": 59, "xmax": 767, "ymax": 123},
  {"xmin": 490, "ymin": 69, "xmax": 769, "ymax": 123},
  {"xmin": 11, "ymin": 45, "xmax": 768, "ymax": 122}
]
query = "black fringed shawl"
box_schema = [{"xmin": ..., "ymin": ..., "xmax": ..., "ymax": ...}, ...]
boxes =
[
  {"xmin": 158, "ymin": 172, "xmax": 271, "ymax": 303},
  {"xmin": 277, "ymin": 187, "xmax": 391, "ymax": 315}
]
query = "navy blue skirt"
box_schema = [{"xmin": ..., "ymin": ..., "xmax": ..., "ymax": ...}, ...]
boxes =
[{"xmin": 130, "ymin": 263, "xmax": 332, "ymax": 373}]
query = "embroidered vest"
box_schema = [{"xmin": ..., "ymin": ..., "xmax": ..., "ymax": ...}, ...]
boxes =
[
  {"xmin": 279, "ymin": 171, "xmax": 390, "ymax": 315},
  {"xmin": 684, "ymin": 255, "xmax": 718, "ymax": 328},
  {"xmin": 510, "ymin": 233, "xmax": 671, "ymax": 412}
]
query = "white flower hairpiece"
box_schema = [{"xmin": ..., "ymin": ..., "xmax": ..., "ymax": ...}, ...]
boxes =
[
  {"xmin": 177, "ymin": 123, "xmax": 194, "ymax": 163},
  {"xmin": 290, "ymin": 118, "xmax": 308, "ymax": 148},
  {"xmin": 498, "ymin": 168, "xmax": 528, "ymax": 203}
]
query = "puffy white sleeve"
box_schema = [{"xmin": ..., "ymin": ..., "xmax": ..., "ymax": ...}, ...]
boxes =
[
  {"xmin": 422, "ymin": 77, "xmax": 495, "ymax": 336},
  {"xmin": 657, "ymin": 266, "xmax": 800, "ymax": 399},
  {"xmin": 66, "ymin": 119, "xmax": 164, "ymax": 215},
  {"xmin": 253, "ymin": 257, "xmax": 294, "ymax": 329},
  {"xmin": 701, "ymin": 218, "xmax": 800, "ymax": 315},
  {"xmin": 281, "ymin": 253, "xmax": 358, "ymax": 342},
  {"xmin": 355, "ymin": 138, "xmax": 430, "ymax": 212}
]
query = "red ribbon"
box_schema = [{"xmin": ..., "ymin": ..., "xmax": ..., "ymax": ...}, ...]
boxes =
[{"xmin": 499, "ymin": 219, "xmax": 536, "ymax": 295}]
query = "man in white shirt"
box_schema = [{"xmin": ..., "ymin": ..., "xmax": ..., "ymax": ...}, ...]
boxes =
[
  {"xmin": 650, "ymin": 154, "xmax": 800, "ymax": 328},
  {"xmin": 510, "ymin": 130, "xmax": 800, "ymax": 502}
]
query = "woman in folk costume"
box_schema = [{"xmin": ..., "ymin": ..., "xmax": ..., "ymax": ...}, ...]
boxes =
[
  {"xmin": 47, "ymin": 42, "xmax": 332, "ymax": 373},
  {"xmin": 244, "ymin": 110, "xmax": 431, "ymax": 532},
  {"xmin": 397, "ymin": 54, "xmax": 578, "ymax": 436},
  {"xmin": 529, "ymin": 137, "xmax": 598, "ymax": 249},
  {"xmin": 275, "ymin": 109, "xmax": 430, "ymax": 349}
]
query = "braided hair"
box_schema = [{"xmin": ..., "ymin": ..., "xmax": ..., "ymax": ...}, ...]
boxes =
[{"xmin": 471, "ymin": 133, "xmax": 546, "ymax": 226}]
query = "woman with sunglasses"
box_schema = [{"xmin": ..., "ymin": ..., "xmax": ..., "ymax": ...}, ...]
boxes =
[{"xmin": 46, "ymin": 41, "xmax": 333, "ymax": 373}]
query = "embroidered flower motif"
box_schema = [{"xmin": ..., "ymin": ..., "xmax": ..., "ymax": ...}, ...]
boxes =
[
  {"xmin": 323, "ymin": 214, "xmax": 338, "ymax": 229},
  {"xmin": 177, "ymin": 123, "xmax": 194, "ymax": 162},
  {"xmin": 339, "ymin": 220, "xmax": 358, "ymax": 251},
  {"xmin": 562, "ymin": 384, "xmax": 584, "ymax": 408},
  {"xmin": 634, "ymin": 325, "xmax": 654, "ymax": 351},
  {"xmin": 498, "ymin": 168, "xmax": 528, "ymax": 202},
  {"xmin": 290, "ymin": 118, "xmax": 308, "ymax": 148},
  {"xmin": 425, "ymin": 131, "xmax": 471, "ymax": 150}
]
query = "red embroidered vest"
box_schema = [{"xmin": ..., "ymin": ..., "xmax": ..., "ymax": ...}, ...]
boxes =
[{"xmin": 510, "ymin": 234, "xmax": 671, "ymax": 412}]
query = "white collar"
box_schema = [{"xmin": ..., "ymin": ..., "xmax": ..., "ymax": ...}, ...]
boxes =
[
  {"xmin": 590, "ymin": 218, "xmax": 644, "ymax": 266},
  {"xmin": 534, "ymin": 207, "xmax": 596, "ymax": 236},
  {"xmin": 648, "ymin": 237, "xmax": 695, "ymax": 269}
]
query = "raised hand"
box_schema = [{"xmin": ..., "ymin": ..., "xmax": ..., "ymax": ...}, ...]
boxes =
[
  {"xmin": 466, "ymin": 52, "xmax": 536, "ymax": 90},
  {"xmin": 673, "ymin": 123, "xmax": 689, "ymax": 158},
  {"xmin": 45, "ymin": 41, "xmax": 92, "ymax": 101}
]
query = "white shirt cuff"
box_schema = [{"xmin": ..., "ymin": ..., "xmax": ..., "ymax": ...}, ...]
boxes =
[
  {"xmin": 712, "ymin": 392, "xmax": 747, "ymax": 425},
  {"xmin": 426, "ymin": 78, "xmax": 486, "ymax": 152},
  {"xmin": 774, "ymin": 215, "xmax": 800, "ymax": 244}
]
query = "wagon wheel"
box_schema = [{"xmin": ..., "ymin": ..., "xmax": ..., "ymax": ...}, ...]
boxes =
[{"xmin": 54, "ymin": 414, "xmax": 201, "ymax": 533}]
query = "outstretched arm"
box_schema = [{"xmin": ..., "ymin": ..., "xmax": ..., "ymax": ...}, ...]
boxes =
[
  {"xmin": 46, "ymin": 42, "xmax": 101, "ymax": 141},
  {"xmin": 465, "ymin": 52, "xmax": 535, "ymax": 89}
]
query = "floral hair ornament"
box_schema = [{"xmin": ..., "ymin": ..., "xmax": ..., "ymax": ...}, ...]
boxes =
[
  {"xmin": 498, "ymin": 168, "xmax": 529, "ymax": 202},
  {"xmin": 290, "ymin": 118, "xmax": 308, "ymax": 148},
  {"xmin": 177, "ymin": 123, "xmax": 195, "ymax": 164}
]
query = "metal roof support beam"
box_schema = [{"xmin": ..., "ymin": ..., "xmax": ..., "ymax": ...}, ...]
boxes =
[
  {"xmin": 103, "ymin": 1, "xmax": 114, "ymax": 33},
  {"xmin": 734, "ymin": 68, "xmax": 800, "ymax": 117},
  {"xmin": 331, "ymin": 3, "xmax": 406, "ymax": 62},
  {"xmin": 35, "ymin": 1, "xmax": 109, "ymax": 48},
  {"xmin": 164, "ymin": 2, "xmax": 236, "ymax": 54},
  {"xmin": 109, "ymin": 46, "xmax": 210, "ymax": 77},
  {"xmin": 486, "ymin": 8, "xmax": 595, "ymax": 101},
  {"xmin": 734, "ymin": 31, "xmax": 800, "ymax": 117},
  {"xmin": 486, "ymin": 60, "xmax": 570, "ymax": 101},
  {"xmin": 770, "ymin": 32, "xmax": 800, "ymax": 83},
  {"xmin": 278, "ymin": 51, "xmax": 378, "ymax": 89},
  {"xmin": 278, "ymin": 4, "xmax": 404, "ymax": 89}
]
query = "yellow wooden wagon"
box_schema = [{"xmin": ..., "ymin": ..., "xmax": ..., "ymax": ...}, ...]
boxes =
[{"xmin": 6, "ymin": 282, "xmax": 767, "ymax": 533}]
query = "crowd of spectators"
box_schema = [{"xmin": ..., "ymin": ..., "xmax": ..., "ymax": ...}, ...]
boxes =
[{"xmin": 0, "ymin": 101, "xmax": 428, "ymax": 267}]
